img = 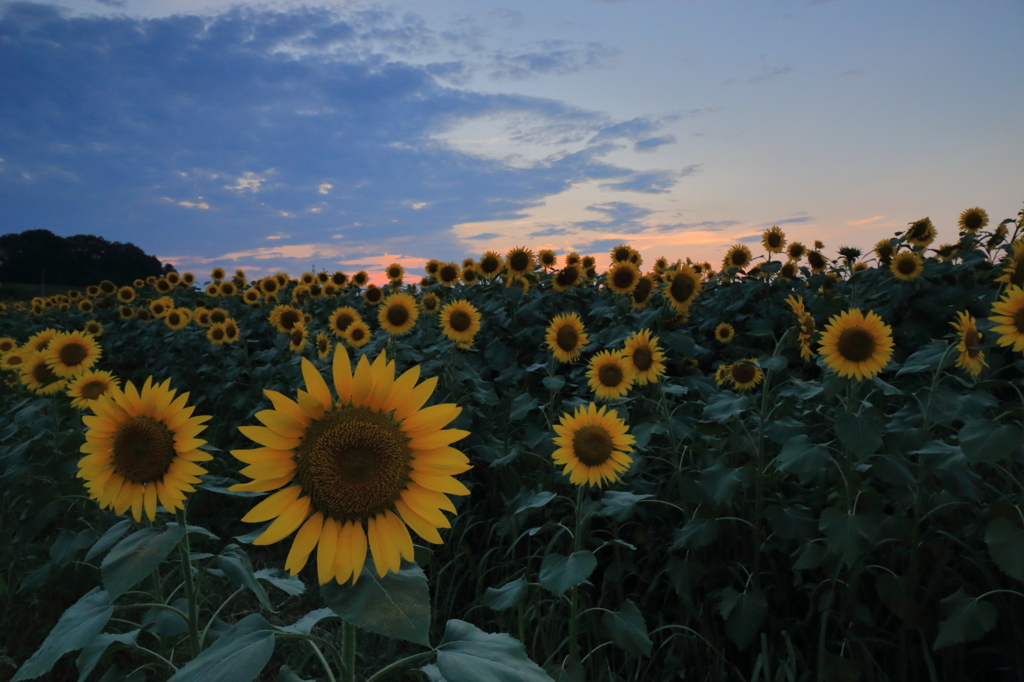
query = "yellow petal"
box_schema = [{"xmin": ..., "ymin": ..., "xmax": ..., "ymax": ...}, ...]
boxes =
[
  {"xmin": 286, "ymin": 512, "xmax": 324, "ymax": 575},
  {"xmin": 408, "ymin": 470, "xmax": 470, "ymax": 496},
  {"xmin": 114, "ymin": 480, "xmax": 136, "ymax": 515},
  {"xmin": 380, "ymin": 365, "xmax": 421, "ymax": 415},
  {"xmin": 255, "ymin": 410, "xmax": 306, "ymax": 439},
  {"xmin": 179, "ymin": 449, "xmax": 214, "ymax": 462},
  {"xmin": 296, "ymin": 390, "xmax": 326, "ymax": 421},
  {"xmin": 242, "ymin": 485, "xmax": 303, "ymax": 523},
  {"xmin": 392, "ymin": 376, "xmax": 437, "ymax": 422},
  {"xmin": 383, "ymin": 509, "xmax": 414, "ymax": 563},
  {"xmin": 366, "ymin": 357, "xmax": 396, "ymax": 411},
  {"xmin": 228, "ymin": 475, "xmax": 292, "ymax": 493},
  {"xmin": 346, "ymin": 521, "xmax": 368, "ymax": 584},
  {"xmin": 351, "ymin": 355, "xmax": 374, "ymax": 407},
  {"xmin": 263, "ymin": 390, "xmax": 311, "ymax": 427},
  {"xmin": 130, "ymin": 486, "xmax": 144, "ymax": 523},
  {"xmin": 411, "ymin": 458, "xmax": 473, "ymax": 476},
  {"xmin": 238, "ymin": 425, "xmax": 300, "ymax": 450},
  {"xmin": 395, "ymin": 499, "xmax": 443, "ymax": 544},
  {"xmin": 156, "ymin": 480, "xmax": 180, "ymax": 513},
  {"xmin": 404, "ymin": 481, "xmax": 457, "ymax": 514},
  {"xmin": 301, "ymin": 358, "xmax": 333, "ymax": 410},
  {"xmin": 401, "ymin": 404, "xmax": 462, "ymax": 439},
  {"xmin": 253, "ymin": 495, "xmax": 311, "ymax": 545},
  {"xmin": 231, "ymin": 447, "xmax": 293, "ymax": 464},
  {"xmin": 408, "ymin": 429, "xmax": 470, "ymax": 451},
  {"xmin": 332, "ymin": 345, "xmax": 354, "ymax": 405},
  {"xmin": 143, "ymin": 483, "xmax": 158, "ymax": 522},
  {"xmin": 333, "ymin": 521, "xmax": 355, "ymax": 584},
  {"xmin": 317, "ymin": 517, "xmax": 341, "ymax": 585},
  {"xmin": 239, "ymin": 458, "xmax": 296, "ymax": 482},
  {"xmin": 366, "ymin": 515, "xmax": 394, "ymax": 577}
]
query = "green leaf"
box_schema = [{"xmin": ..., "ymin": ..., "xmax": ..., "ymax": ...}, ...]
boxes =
[
  {"xmin": 819, "ymin": 507, "xmax": 882, "ymax": 567},
  {"xmin": 514, "ymin": 491, "xmax": 556, "ymax": 514},
  {"xmin": 85, "ymin": 519, "xmax": 132, "ymax": 562},
  {"xmin": 218, "ymin": 544, "xmax": 273, "ymax": 611},
  {"xmin": 276, "ymin": 665, "xmax": 314, "ymax": 682},
  {"xmin": 932, "ymin": 588, "xmax": 998, "ymax": 650},
  {"xmin": 775, "ymin": 435, "xmax": 830, "ymax": 475},
  {"xmin": 539, "ymin": 551, "xmax": 597, "ymax": 597},
  {"xmin": 276, "ymin": 608, "xmax": 337, "ymax": 635},
  {"xmin": 985, "ymin": 517, "xmax": 1024, "ymax": 581},
  {"xmin": 671, "ymin": 517, "xmax": 719, "ymax": 550},
  {"xmin": 896, "ymin": 340, "xmax": 949, "ymax": 375},
  {"xmin": 597, "ymin": 491, "xmax": 651, "ymax": 522},
  {"xmin": 875, "ymin": 572, "xmax": 915, "ymax": 624},
  {"xmin": 102, "ymin": 524, "xmax": 185, "ymax": 600},
  {"xmin": 777, "ymin": 378, "xmax": 823, "ymax": 400},
  {"xmin": 833, "ymin": 412, "xmax": 882, "ymax": 459},
  {"xmin": 50, "ymin": 528, "xmax": 99, "ymax": 567},
  {"xmin": 542, "ymin": 375, "xmax": 565, "ymax": 392},
  {"xmin": 764, "ymin": 504, "xmax": 817, "ymax": 541},
  {"xmin": 255, "ymin": 568, "xmax": 306, "ymax": 597},
  {"xmin": 757, "ymin": 355, "xmax": 787, "ymax": 372},
  {"xmin": 167, "ymin": 614, "xmax": 275, "ymax": 682},
  {"xmin": 717, "ymin": 586, "xmax": 767, "ymax": 651},
  {"xmin": 76, "ymin": 630, "xmax": 139, "ymax": 682},
  {"xmin": 959, "ymin": 420, "xmax": 1024, "ymax": 464},
  {"xmin": 483, "ymin": 578, "xmax": 528, "ymax": 611},
  {"xmin": 320, "ymin": 562, "xmax": 431, "ymax": 646},
  {"xmin": 436, "ymin": 619, "xmax": 554, "ymax": 682},
  {"xmin": 702, "ymin": 393, "xmax": 749, "ymax": 423},
  {"xmin": 12, "ymin": 588, "xmax": 113, "ymax": 682},
  {"xmin": 509, "ymin": 393, "xmax": 539, "ymax": 421},
  {"xmin": 601, "ymin": 600, "xmax": 652, "ymax": 657}
]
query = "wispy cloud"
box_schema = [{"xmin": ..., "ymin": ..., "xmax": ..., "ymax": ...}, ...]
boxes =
[{"xmin": 849, "ymin": 215, "xmax": 884, "ymax": 225}]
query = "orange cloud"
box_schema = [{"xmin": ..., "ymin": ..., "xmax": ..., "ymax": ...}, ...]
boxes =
[{"xmin": 848, "ymin": 216, "xmax": 884, "ymax": 226}]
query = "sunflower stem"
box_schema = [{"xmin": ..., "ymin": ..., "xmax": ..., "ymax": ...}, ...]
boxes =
[
  {"xmin": 364, "ymin": 650, "xmax": 437, "ymax": 682},
  {"xmin": 175, "ymin": 508, "xmax": 201, "ymax": 660},
  {"xmin": 569, "ymin": 485, "xmax": 583, "ymax": 661},
  {"xmin": 340, "ymin": 621, "xmax": 357, "ymax": 682}
]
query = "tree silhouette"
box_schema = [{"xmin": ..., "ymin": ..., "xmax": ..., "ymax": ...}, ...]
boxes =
[{"xmin": 0, "ymin": 229, "xmax": 165, "ymax": 286}]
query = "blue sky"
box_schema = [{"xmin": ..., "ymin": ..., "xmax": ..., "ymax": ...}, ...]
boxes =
[{"xmin": 2, "ymin": 0, "xmax": 1022, "ymax": 280}]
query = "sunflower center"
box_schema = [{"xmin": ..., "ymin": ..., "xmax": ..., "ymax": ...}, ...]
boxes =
[
  {"xmin": 334, "ymin": 313, "xmax": 354, "ymax": 333},
  {"xmin": 670, "ymin": 274, "xmax": 696, "ymax": 303},
  {"xmin": 556, "ymin": 325, "xmax": 579, "ymax": 351},
  {"xmin": 481, "ymin": 256, "xmax": 499, "ymax": 274},
  {"xmin": 718, "ymin": 327, "xmax": 730, "ymax": 339},
  {"xmin": 963, "ymin": 328, "xmax": 981, "ymax": 358},
  {"xmin": 768, "ymin": 233, "xmax": 782, "ymax": 247},
  {"xmin": 388, "ymin": 267, "xmax": 401, "ymax": 279},
  {"xmin": 598, "ymin": 363, "xmax": 624, "ymax": 387},
  {"xmin": 350, "ymin": 326, "xmax": 366, "ymax": 341},
  {"xmin": 59, "ymin": 341, "xmax": 89, "ymax": 367},
  {"xmin": 387, "ymin": 305, "xmax": 410, "ymax": 327},
  {"xmin": 837, "ymin": 327, "xmax": 876, "ymax": 362},
  {"xmin": 32, "ymin": 361, "xmax": 56, "ymax": 383},
  {"xmin": 790, "ymin": 245, "xmax": 805, "ymax": 258},
  {"xmin": 731, "ymin": 363, "xmax": 756, "ymax": 385},
  {"xmin": 631, "ymin": 346, "xmax": 653, "ymax": 372},
  {"xmin": 632, "ymin": 277, "xmax": 652, "ymax": 303},
  {"xmin": 964, "ymin": 213, "xmax": 983, "ymax": 230},
  {"xmin": 366, "ymin": 288, "xmax": 382, "ymax": 303},
  {"xmin": 808, "ymin": 253, "xmax": 826, "ymax": 269},
  {"xmin": 509, "ymin": 251, "xmax": 529, "ymax": 271},
  {"xmin": 439, "ymin": 265, "xmax": 457, "ymax": 282},
  {"xmin": 908, "ymin": 222, "xmax": 929, "ymax": 241},
  {"xmin": 1014, "ymin": 307, "xmax": 1024, "ymax": 333},
  {"xmin": 572, "ymin": 425, "xmax": 614, "ymax": 467},
  {"xmin": 423, "ymin": 298, "xmax": 437, "ymax": 311},
  {"xmin": 276, "ymin": 310, "xmax": 298, "ymax": 330},
  {"xmin": 730, "ymin": 251, "xmax": 747, "ymax": 267},
  {"xmin": 112, "ymin": 416, "xmax": 176, "ymax": 483},
  {"xmin": 80, "ymin": 380, "xmax": 109, "ymax": 400},
  {"xmin": 211, "ymin": 328, "xmax": 226, "ymax": 341},
  {"xmin": 896, "ymin": 257, "xmax": 917, "ymax": 275},
  {"xmin": 295, "ymin": 406, "xmax": 411, "ymax": 522},
  {"xmin": 614, "ymin": 247, "xmax": 631, "ymax": 262},
  {"xmin": 448, "ymin": 310, "xmax": 471, "ymax": 333},
  {"xmin": 612, "ymin": 267, "xmax": 636, "ymax": 290}
]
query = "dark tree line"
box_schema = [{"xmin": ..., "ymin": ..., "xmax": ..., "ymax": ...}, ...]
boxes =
[{"xmin": 0, "ymin": 229, "xmax": 168, "ymax": 286}]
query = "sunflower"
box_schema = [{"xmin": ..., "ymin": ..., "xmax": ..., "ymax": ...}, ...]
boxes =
[
  {"xmin": 818, "ymin": 309, "xmax": 894, "ymax": 380},
  {"xmin": 66, "ymin": 370, "xmax": 121, "ymax": 409},
  {"xmin": 46, "ymin": 331, "xmax": 102, "ymax": 378},
  {"xmin": 378, "ymin": 293, "xmax": 419, "ymax": 336},
  {"xmin": 988, "ymin": 284, "xmax": 1024, "ymax": 353},
  {"xmin": 193, "ymin": 309, "xmax": 212, "ymax": 327},
  {"xmin": 155, "ymin": 279, "xmax": 173, "ymax": 294},
  {"xmin": 182, "ymin": 272, "xmax": 196, "ymax": 286},
  {"xmin": 890, "ymin": 250, "xmax": 924, "ymax": 281},
  {"xmin": 364, "ymin": 285, "xmax": 384, "ymax": 306},
  {"xmin": 959, "ymin": 207, "xmax": 988, "ymax": 233},
  {"xmin": 77, "ymin": 377, "xmax": 212, "ymax": 523},
  {"xmin": 329, "ymin": 307, "xmax": 361, "ymax": 338},
  {"xmin": 905, "ymin": 218, "xmax": 936, "ymax": 248},
  {"xmin": 301, "ymin": 273, "xmax": 316, "ymax": 286},
  {"xmin": 505, "ymin": 275, "xmax": 530, "ymax": 292},
  {"xmin": 723, "ymin": 245, "xmax": 752, "ymax": 271},
  {"xmin": 439, "ymin": 300, "xmax": 481, "ymax": 345},
  {"xmin": 545, "ymin": 313, "xmax": 589, "ymax": 363},
  {"xmin": 714, "ymin": 323, "xmax": 735, "ymax": 344},
  {"xmin": 1, "ymin": 349, "xmax": 27, "ymax": 373},
  {"xmin": 315, "ymin": 332, "xmax": 332, "ymax": 360},
  {"xmin": 385, "ymin": 263, "xmax": 405, "ymax": 282},
  {"xmin": 424, "ymin": 260, "xmax": 441, "ymax": 277},
  {"xmin": 308, "ymin": 284, "xmax": 324, "ymax": 299},
  {"xmin": 218, "ymin": 281, "xmax": 237, "ymax": 297},
  {"xmin": 778, "ymin": 261, "xmax": 799, "ymax": 281},
  {"xmin": 345, "ymin": 321, "xmax": 372, "ymax": 348},
  {"xmin": 950, "ymin": 311, "xmax": 986, "ymax": 376},
  {"xmin": 586, "ymin": 350, "xmax": 634, "ymax": 401},
  {"xmin": 538, "ymin": 249, "xmax": 558, "ymax": 270},
  {"xmin": 261, "ymin": 276, "xmax": 281, "ymax": 295},
  {"xmin": 116, "ymin": 286, "xmax": 136, "ymax": 304},
  {"xmin": 352, "ymin": 271, "xmax": 370, "ymax": 288},
  {"xmin": 0, "ymin": 337, "xmax": 15, "ymax": 354},
  {"xmin": 552, "ymin": 265, "xmax": 581, "ymax": 292},
  {"xmin": 164, "ymin": 308, "xmax": 192, "ymax": 331},
  {"xmin": 98, "ymin": 280, "xmax": 116, "ymax": 295},
  {"xmin": 20, "ymin": 351, "xmax": 67, "ymax": 394},
  {"xmin": 288, "ymin": 325, "xmax": 309, "ymax": 353},
  {"xmin": 662, "ymin": 264, "xmax": 702, "ymax": 312},
  {"xmin": 995, "ymin": 239, "xmax": 1024, "ymax": 288},
  {"xmin": 505, "ymin": 247, "xmax": 535, "ymax": 277},
  {"xmin": 630, "ymin": 275, "xmax": 655, "ymax": 310},
  {"xmin": 207, "ymin": 323, "xmax": 229, "ymax": 345},
  {"xmin": 609, "ymin": 244, "xmax": 634, "ymax": 265},
  {"xmin": 565, "ymin": 252, "xmax": 582, "ymax": 267},
  {"xmin": 78, "ymin": 299, "xmax": 94, "ymax": 313},
  {"xmin": 331, "ymin": 271, "xmax": 349, "ymax": 287},
  {"xmin": 270, "ymin": 305, "xmax": 304, "ymax": 333},
  {"xmin": 222, "ymin": 319, "xmax": 240, "ymax": 344},
  {"xmin": 230, "ymin": 348, "xmax": 470, "ymax": 582},
  {"xmin": 807, "ymin": 250, "xmax": 828, "ymax": 274},
  {"xmin": 606, "ymin": 262, "xmax": 640, "ymax": 294},
  {"xmin": 787, "ymin": 242, "xmax": 806, "ymax": 261},
  {"xmin": 205, "ymin": 283, "xmax": 220, "ymax": 297},
  {"xmin": 419, "ymin": 277, "xmax": 432, "ymax": 289},
  {"xmin": 935, "ymin": 244, "xmax": 959, "ymax": 262},
  {"xmin": 461, "ymin": 266, "xmax": 480, "ymax": 286},
  {"xmin": 211, "ymin": 267, "xmax": 226, "ymax": 282},
  {"xmin": 623, "ymin": 329, "xmax": 665, "ymax": 385},
  {"xmin": 437, "ymin": 262, "xmax": 461, "ymax": 287},
  {"xmin": 762, "ymin": 226, "xmax": 787, "ymax": 254},
  {"xmin": 136, "ymin": 310, "xmax": 153, "ymax": 322},
  {"xmin": 243, "ymin": 288, "xmax": 262, "ymax": 305},
  {"xmin": 83, "ymin": 320, "xmax": 103, "ymax": 337},
  {"xmin": 551, "ymin": 403, "xmax": 634, "ymax": 488},
  {"xmin": 729, "ymin": 360, "xmax": 763, "ymax": 391},
  {"xmin": 87, "ymin": 285, "xmax": 101, "ymax": 297},
  {"xmin": 165, "ymin": 271, "xmax": 181, "ymax": 286}
]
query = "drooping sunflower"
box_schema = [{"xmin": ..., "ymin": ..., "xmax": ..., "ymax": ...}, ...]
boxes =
[
  {"xmin": 20, "ymin": 352, "xmax": 67, "ymax": 395},
  {"xmin": 787, "ymin": 242, "xmax": 806, "ymax": 262},
  {"xmin": 606, "ymin": 262, "xmax": 640, "ymax": 294},
  {"xmin": 420, "ymin": 293, "xmax": 440, "ymax": 314},
  {"xmin": 315, "ymin": 332, "xmax": 332, "ymax": 360},
  {"xmin": 714, "ymin": 323, "xmax": 735, "ymax": 344},
  {"xmin": 461, "ymin": 258, "xmax": 476, "ymax": 269},
  {"xmin": 950, "ymin": 311, "xmax": 986, "ymax": 376},
  {"xmin": 270, "ymin": 305, "xmax": 304, "ymax": 333},
  {"xmin": 385, "ymin": 263, "xmax": 405, "ymax": 282},
  {"xmin": 905, "ymin": 218, "xmax": 936, "ymax": 248},
  {"xmin": 623, "ymin": 329, "xmax": 665, "ymax": 385},
  {"xmin": 505, "ymin": 247, "xmax": 535, "ymax": 277},
  {"xmin": 890, "ymin": 250, "xmax": 924, "ymax": 281},
  {"xmin": 723, "ymin": 245, "xmax": 752, "ymax": 271},
  {"xmin": 988, "ymin": 284, "xmax": 1024, "ymax": 353},
  {"xmin": 545, "ymin": 313, "xmax": 589, "ymax": 363},
  {"xmin": 77, "ymin": 377, "xmax": 212, "ymax": 523},
  {"xmin": 779, "ymin": 261, "xmax": 799, "ymax": 281},
  {"xmin": 439, "ymin": 300, "xmax": 481, "ymax": 345},
  {"xmin": 164, "ymin": 308, "xmax": 192, "ymax": 331},
  {"xmin": 729, "ymin": 360, "xmax": 763, "ymax": 391},
  {"xmin": 762, "ymin": 226, "xmax": 787, "ymax": 254},
  {"xmin": 995, "ymin": 239, "xmax": 1024, "ymax": 288},
  {"xmin": 958, "ymin": 207, "xmax": 988, "ymax": 233},
  {"xmin": 345, "ymin": 320, "xmax": 372, "ymax": 348},
  {"xmin": 818, "ymin": 309, "xmax": 894, "ymax": 380},
  {"xmin": 934, "ymin": 244, "xmax": 959, "ymax": 262},
  {"xmin": 437, "ymin": 262, "xmax": 461, "ymax": 287},
  {"xmin": 46, "ymin": 331, "xmax": 102, "ymax": 378},
  {"xmin": 629, "ymin": 275, "xmax": 654, "ymax": 310},
  {"xmin": 807, "ymin": 250, "xmax": 828, "ymax": 274},
  {"xmin": 662, "ymin": 264, "xmax": 702, "ymax": 312},
  {"xmin": 714, "ymin": 364, "xmax": 730, "ymax": 386},
  {"xmin": 378, "ymin": 293, "xmax": 419, "ymax": 336},
  {"xmin": 538, "ymin": 249, "xmax": 558, "ymax": 270},
  {"xmin": 552, "ymin": 403, "xmax": 635, "ymax": 488},
  {"xmin": 0, "ymin": 337, "xmax": 15, "ymax": 354},
  {"xmin": 586, "ymin": 350, "xmax": 634, "ymax": 401},
  {"xmin": 329, "ymin": 307, "xmax": 361, "ymax": 338},
  {"xmin": 230, "ymin": 348, "xmax": 471, "ymax": 582},
  {"xmin": 84, "ymin": 320, "xmax": 103, "ymax": 336},
  {"xmin": 27, "ymin": 329, "xmax": 58, "ymax": 353},
  {"xmin": 66, "ymin": 370, "xmax": 121, "ymax": 409},
  {"xmin": 477, "ymin": 252, "xmax": 503, "ymax": 279},
  {"xmin": 288, "ymin": 325, "xmax": 309, "ymax": 353}
]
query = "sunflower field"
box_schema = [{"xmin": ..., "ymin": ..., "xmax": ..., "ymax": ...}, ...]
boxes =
[{"xmin": 2, "ymin": 206, "xmax": 1023, "ymax": 682}]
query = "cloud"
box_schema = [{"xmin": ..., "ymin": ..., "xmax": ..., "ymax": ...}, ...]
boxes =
[
  {"xmin": 748, "ymin": 66, "xmax": 795, "ymax": 84},
  {"xmin": 318, "ymin": 183, "xmax": 333, "ymax": 194},
  {"xmin": 599, "ymin": 164, "xmax": 700, "ymax": 194},
  {"xmin": 489, "ymin": 40, "xmax": 619, "ymax": 81},
  {"xmin": 849, "ymin": 216, "xmax": 883, "ymax": 225},
  {"xmin": 527, "ymin": 226, "xmax": 575, "ymax": 237},
  {"xmin": 225, "ymin": 172, "xmax": 266, "ymax": 193},
  {"xmin": 758, "ymin": 215, "xmax": 814, "ymax": 226},
  {"xmin": 463, "ymin": 231, "xmax": 501, "ymax": 240},
  {"xmin": 634, "ymin": 135, "xmax": 676, "ymax": 153},
  {"xmin": 177, "ymin": 200, "xmax": 211, "ymax": 210}
]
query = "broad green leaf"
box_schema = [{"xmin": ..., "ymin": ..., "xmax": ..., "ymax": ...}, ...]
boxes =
[
  {"xmin": 539, "ymin": 551, "xmax": 597, "ymax": 597},
  {"xmin": 775, "ymin": 435, "xmax": 830, "ymax": 475},
  {"xmin": 102, "ymin": 524, "xmax": 186, "ymax": 600},
  {"xmin": 757, "ymin": 355, "xmax": 787, "ymax": 372},
  {"xmin": 932, "ymin": 588, "xmax": 998, "ymax": 650},
  {"xmin": 597, "ymin": 491, "xmax": 651, "ymax": 522},
  {"xmin": 985, "ymin": 517, "xmax": 1024, "ymax": 581},
  {"xmin": 601, "ymin": 599, "xmax": 651, "ymax": 657},
  {"xmin": 764, "ymin": 504, "xmax": 816, "ymax": 541},
  {"xmin": 12, "ymin": 588, "xmax": 113, "ymax": 682},
  {"xmin": 896, "ymin": 340, "xmax": 949, "ymax": 375},
  {"xmin": 702, "ymin": 393, "xmax": 749, "ymax": 423},
  {"xmin": 630, "ymin": 422, "xmax": 665, "ymax": 450},
  {"xmin": 420, "ymin": 663, "xmax": 447, "ymax": 682},
  {"xmin": 276, "ymin": 665, "xmax": 314, "ymax": 682},
  {"xmin": 717, "ymin": 586, "xmax": 767, "ymax": 651},
  {"xmin": 50, "ymin": 528, "xmax": 99, "ymax": 567},
  {"xmin": 777, "ymin": 378, "xmax": 823, "ymax": 400},
  {"xmin": 86, "ymin": 519, "xmax": 132, "ymax": 562},
  {"xmin": 76, "ymin": 630, "xmax": 139, "ymax": 682},
  {"xmin": 833, "ymin": 412, "xmax": 882, "ymax": 459},
  {"xmin": 482, "ymin": 578, "xmax": 528, "ymax": 611},
  {"xmin": 142, "ymin": 598, "xmax": 188, "ymax": 637},
  {"xmin": 218, "ymin": 544, "xmax": 273, "ymax": 611},
  {"xmin": 436, "ymin": 619, "xmax": 553, "ymax": 682},
  {"xmin": 167, "ymin": 614, "xmax": 275, "ymax": 682},
  {"xmin": 509, "ymin": 393, "xmax": 539, "ymax": 421},
  {"xmin": 671, "ymin": 517, "xmax": 719, "ymax": 550},
  {"xmin": 514, "ymin": 491, "xmax": 556, "ymax": 514},
  {"xmin": 167, "ymin": 523, "xmax": 221, "ymax": 541},
  {"xmin": 542, "ymin": 375, "xmax": 565, "ymax": 392},
  {"xmin": 255, "ymin": 568, "xmax": 306, "ymax": 596},
  {"xmin": 875, "ymin": 572, "xmax": 915, "ymax": 624},
  {"xmin": 959, "ymin": 420, "xmax": 1024, "ymax": 464},
  {"xmin": 819, "ymin": 507, "xmax": 882, "ymax": 567},
  {"xmin": 276, "ymin": 608, "xmax": 337, "ymax": 635},
  {"xmin": 555, "ymin": 658, "xmax": 585, "ymax": 682},
  {"xmin": 320, "ymin": 562, "xmax": 431, "ymax": 646},
  {"xmin": 701, "ymin": 460, "xmax": 753, "ymax": 505}
]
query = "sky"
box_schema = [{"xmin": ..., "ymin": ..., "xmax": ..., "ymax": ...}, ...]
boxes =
[{"xmin": 1, "ymin": 0, "xmax": 1022, "ymax": 281}]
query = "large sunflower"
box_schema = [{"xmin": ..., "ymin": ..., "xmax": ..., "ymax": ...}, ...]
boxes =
[
  {"xmin": 662, "ymin": 264, "xmax": 702, "ymax": 312},
  {"xmin": 26, "ymin": 328, "xmax": 58, "ymax": 353},
  {"xmin": 378, "ymin": 293, "xmax": 419, "ymax": 336},
  {"xmin": 66, "ymin": 369, "xmax": 121, "ymax": 409},
  {"xmin": 762, "ymin": 226, "xmax": 787, "ymax": 254},
  {"xmin": 505, "ymin": 247, "xmax": 535, "ymax": 277},
  {"xmin": 988, "ymin": 284, "xmax": 1024, "ymax": 353},
  {"xmin": 586, "ymin": 350, "xmax": 634, "ymax": 401},
  {"xmin": 545, "ymin": 313, "xmax": 589, "ymax": 363},
  {"xmin": 723, "ymin": 245, "xmax": 752, "ymax": 271},
  {"xmin": 230, "ymin": 349, "xmax": 471, "ymax": 583},
  {"xmin": 958, "ymin": 207, "xmax": 988, "ymax": 233},
  {"xmin": 77, "ymin": 377, "xmax": 212, "ymax": 523},
  {"xmin": 329, "ymin": 307, "xmax": 361, "ymax": 338},
  {"xmin": 818, "ymin": 309, "xmax": 894, "ymax": 380},
  {"xmin": 623, "ymin": 329, "xmax": 665, "ymax": 385},
  {"xmin": 46, "ymin": 331, "xmax": 102, "ymax": 378},
  {"xmin": 950, "ymin": 311, "xmax": 986, "ymax": 376},
  {"xmin": 905, "ymin": 218, "xmax": 936, "ymax": 248},
  {"xmin": 890, "ymin": 250, "xmax": 924, "ymax": 281},
  {"xmin": 630, "ymin": 275, "xmax": 654, "ymax": 310},
  {"xmin": 552, "ymin": 403, "xmax": 635, "ymax": 488},
  {"xmin": 439, "ymin": 300, "xmax": 481, "ymax": 345},
  {"xmin": 478, "ymin": 252, "xmax": 503, "ymax": 279},
  {"xmin": 995, "ymin": 239, "xmax": 1024, "ymax": 288},
  {"xmin": 606, "ymin": 262, "xmax": 640, "ymax": 294},
  {"xmin": 20, "ymin": 352, "xmax": 67, "ymax": 394}
]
